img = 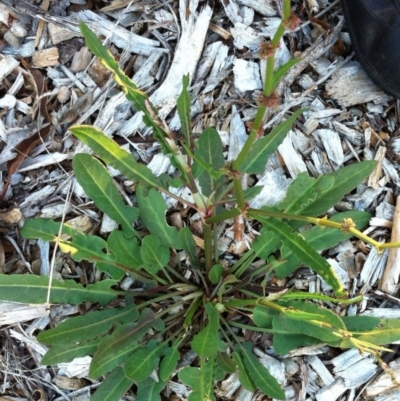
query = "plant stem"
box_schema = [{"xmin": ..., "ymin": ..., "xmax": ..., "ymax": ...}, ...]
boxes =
[
  {"xmin": 223, "ymin": 299, "xmax": 258, "ymax": 308},
  {"xmin": 228, "ymin": 321, "xmax": 276, "ymax": 334},
  {"xmin": 205, "ymin": 208, "xmax": 241, "ymax": 224},
  {"xmin": 213, "ymin": 223, "xmax": 219, "ymax": 262},
  {"xmin": 233, "ymin": 178, "xmax": 245, "ymax": 211},
  {"xmin": 204, "ymin": 223, "xmax": 213, "ymax": 276},
  {"xmin": 283, "ymin": 0, "xmax": 291, "ymax": 19}
]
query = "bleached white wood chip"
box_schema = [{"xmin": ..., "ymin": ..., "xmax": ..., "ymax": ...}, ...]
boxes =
[
  {"xmin": 359, "ymin": 247, "xmax": 388, "ymax": 292},
  {"xmin": 10, "ymin": 328, "xmax": 47, "ymax": 356},
  {"xmin": 314, "ymin": 129, "xmax": 344, "ymax": 169},
  {"xmin": 58, "ymin": 356, "xmax": 91, "ymax": 378},
  {"xmin": 100, "ymin": 213, "xmax": 118, "ymax": 235},
  {"xmin": 132, "ymin": 50, "xmax": 164, "ymax": 90},
  {"xmin": 336, "ymin": 357, "xmax": 377, "ymax": 388},
  {"xmin": 195, "ymin": 41, "xmax": 225, "ymax": 81},
  {"xmin": 120, "ymin": 0, "xmax": 213, "ymax": 136},
  {"xmin": 253, "ymin": 347, "xmax": 286, "ymax": 386},
  {"xmin": 234, "ymin": 387, "xmax": 253, "ymax": 401},
  {"xmin": 316, "ymin": 378, "xmax": 347, "ymax": 401},
  {"xmin": 218, "ymin": 372, "xmax": 241, "ymax": 398},
  {"xmin": 332, "ymin": 121, "xmax": 362, "ymax": 146},
  {"xmin": 0, "ymin": 303, "xmax": 49, "ymax": 325},
  {"xmin": 237, "ymin": 0, "xmax": 275, "ymax": 16},
  {"xmin": 278, "ymin": 132, "xmax": 308, "ymax": 178},
  {"xmin": 365, "ymin": 358, "xmax": 400, "ymax": 398},
  {"xmin": 17, "ymin": 152, "xmax": 69, "ymax": 172},
  {"xmin": 20, "ymin": 186, "xmax": 56, "ymax": 209},
  {"xmin": 228, "ymin": 106, "xmax": 248, "ymax": 161},
  {"xmin": 0, "ymin": 94, "xmax": 16, "ymax": 109},
  {"xmin": 361, "ymin": 308, "xmax": 400, "ymax": 318},
  {"xmin": 231, "ymin": 22, "xmax": 261, "ymax": 51},
  {"xmin": 380, "ymin": 195, "xmax": 400, "ymax": 294},
  {"xmin": 233, "ymin": 59, "xmax": 262, "ymax": 92},
  {"xmin": 38, "ymin": 238, "xmax": 50, "ymax": 275},
  {"xmin": 221, "ymin": 0, "xmax": 243, "ymax": 24},
  {"xmin": 147, "ymin": 153, "xmax": 171, "ymax": 177},
  {"xmin": 382, "ymin": 157, "xmax": 400, "ymax": 187},
  {"xmin": 306, "ymin": 355, "xmax": 334, "ymax": 386},
  {"xmin": 249, "ymin": 167, "xmax": 292, "ymax": 208},
  {"xmin": 368, "ymin": 146, "xmax": 386, "ymax": 189},
  {"xmin": 69, "ymin": 10, "xmax": 163, "ymax": 56},
  {"xmin": 326, "ymin": 61, "xmax": 392, "ymax": 107},
  {"xmin": 0, "ymin": 55, "xmax": 19, "ymax": 81}
]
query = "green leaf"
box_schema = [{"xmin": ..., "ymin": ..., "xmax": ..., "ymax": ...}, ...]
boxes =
[
  {"xmin": 241, "ymin": 109, "xmax": 304, "ymax": 174},
  {"xmin": 70, "ymin": 125, "xmax": 159, "ymax": 188},
  {"xmin": 136, "ymin": 185, "xmax": 181, "ymax": 249},
  {"xmin": 89, "ymin": 308, "xmax": 157, "ymax": 378},
  {"xmin": 209, "ymin": 264, "xmax": 223, "ymax": 284},
  {"xmin": 177, "ymin": 75, "xmax": 191, "ymax": 146},
  {"xmin": 91, "ymin": 367, "xmax": 135, "ymax": 401},
  {"xmin": 280, "ymin": 161, "xmax": 377, "ymax": 220},
  {"xmin": 241, "ymin": 342, "xmax": 284, "ymax": 399},
  {"xmin": 178, "ymin": 360, "xmax": 216, "ymax": 401},
  {"xmin": 159, "ymin": 346, "xmax": 180, "ymax": 382},
  {"xmin": 356, "ymin": 319, "xmax": 400, "ymax": 346},
  {"xmin": 232, "ymin": 351, "xmax": 256, "ymax": 392},
  {"xmin": 141, "ymin": 235, "xmax": 170, "ymax": 274},
  {"xmin": 79, "ymin": 22, "xmax": 147, "ymax": 112},
  {"xmin": 38, "ymin": 306, "xmax": 138, "ymax": 345},
  {"xmin": 216, "ymin": 351, "xmax": 236, "ymax": 373},
  {"xmin": 73, "ymin": 153, "xmax": 139, "ymax": 239},
  {"xmin": 272, "ymin": 58, "xmax": 300, "ymax": 90},
  {"xmin": 341, "ymin": 316, "xmax": 380, "ymax": 332},
  {"xmin": 136, "ymin": 378, "xmax": 165, "ymax": 401},
  {"xmin": 21, "ymin": 218, "xmax": 114, "ymax": 264},
  {"xmin": 276, "ymin": 211, "xmax": 371, "ymax": 279},
  {"xmin": 41, "ymin": 339, "xmax": 100, "ymax": 365},
  {"xmin": 178, "ymin": 227, "xmax": 200, "ymax": 269},
  {"xmin": 0, "ymin": 274, "xmax": 119, "ymax": 305},
  {"xmin": 253, "ymin": 305, "xmax": 279, "ymax": 329},
  {"xmin": 227, "ymin": 186, "xmax": 264, "ymax": 203},
  {"xmin": 193, "ymin": 127, "xmax": 225, "ymax": 197},
  {"xmin": 257, "ymin": 216, "xmax": 345, "ymax": 295},
  {"xmin": 191, "ymin": 303, "xmax": 219, "ymax": 358},
  {"xmin": 251, "ymin": 229, "xmax": 281, "ymax": 259},
  {"xmin": 108, "ymin": 230, "xmax": 143, "ymax": 268},
  {"xmin": 273, "ymin": 333, "xmax": 321, "ymax": 355},
  {"xmin": 272, "ymin": 300, "xmax": 346, "ymax": 343},
  {"xmin": 124, "ymin": 341, "xmax": 163, "ymax": 382}
]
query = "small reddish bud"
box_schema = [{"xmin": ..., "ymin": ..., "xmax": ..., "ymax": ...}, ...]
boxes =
[
  {"xmin": 259, "ymin": 42, "xmax": 274, "ymax": 59},
  {"xmin": 283, "ymin": 12, "xmax": 301, "ymax": 31},
  {"xmin": 257, "ymin": 92, "xmax": 279, "ymax": 109}
]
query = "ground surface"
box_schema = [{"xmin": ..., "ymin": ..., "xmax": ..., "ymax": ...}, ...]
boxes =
[{"xmin": 1, "ymin": 0, "xmax": 400, "ymax": 400}]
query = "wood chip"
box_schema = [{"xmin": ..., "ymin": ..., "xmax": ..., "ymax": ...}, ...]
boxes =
[{"xmin": 32, "ymin": 47, "xmax": 59, "ymax": 68}]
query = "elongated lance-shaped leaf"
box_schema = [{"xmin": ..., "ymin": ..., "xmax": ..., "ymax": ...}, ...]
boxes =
[
  {"xmin": 232, "ymin": 351, "xmax": 256, "ymax": 392},
  {"xmin": 38, "ymin": 306, "xmax": 138, "ymax": 345},
  {"xmin": 193, "ymin": 127, "xmax": 225, "ymax": 197},
  {"xmin": 70, "ymin": 126, "xmax": 159, "ymax": 188},
  {"xmin": 89, "ymin": 308, "xmax": 158, "ymax": 378},
  {"xmin": 21, "ymin": 219, "xmax": 147, "ymax": 280},
  {"xmin": 216, "ymin": 351, "xmax": 236, "ymax": 373},
  {"xmin": 279, "ymin": 161, "xmax": 377, "ymax": 222},
  {"xmin": 124, "ymin": 340, "xmax": 164, "ymax": 381},
  {"xmin": 178, "ymin": 359, "xmax": 219, "ymax": 401},
  {"xmin": 159, "ymin": 345, "xmax": 180, "ymax": 382},
  {"xmin": 136, "ymin": 378, "xmax": 165, "ymax": 401},
  {"xmin": 73, "ymin": 153, "xmax": 139, "ymax": 239},
  {"xmin": 79, "ymin": 22, "xmax": 147, "ymax": 112},
  {"xmin": 341, "ymin": 316, "xmax": 380, "ymax": 332},
  {"xmin": 136, "ymin": 185, "xmax": 181, "ymax": 249},
  {"xmin": 271, "ymin": 58, "xmax": 300, "ymax": 90},
  {"xmin": 256, "ymin": 216, "xmax": 345, "ymax": 295},
  {"xmin": 0, "ymin": 275, "xmax": 119, "ymax": 305},
  {"xmin": 91, "ymin": 367, "xmax": 135, "ymax": 401},
  {"xmin": 41, "ymin": 339, "xmax": 100, "ymax": 365},
  {"xmin": 241, "ymin": 342, "xmax": 285, "ymax": 400},
  {"xmin": 272, "ymin": 300, "xmax": 346, "ymax": 343},
  {"xmin": 177, "ymin": 75, "xmax": 191, "ymax": 146},
  {"xmin": 273, "ymin": 333, "xmax": 322, "ymax": 355},
  {"xmin": 355, "ymin": 319, "xmax": 400, "ymax": 346},
  {"xmin": 241, "ymin": 109, "xmax": 304, "ymax": 174},
  {"xmin": 141, "ymin": 235, "xmax": 170, "ymax": 274},
  {"xmin": 276, "ymin": 211, "xmax": 371, "ymax": 279},
  {"xmin": 191, "ymin": 303, "xmax": 219, "ymax": 358}
]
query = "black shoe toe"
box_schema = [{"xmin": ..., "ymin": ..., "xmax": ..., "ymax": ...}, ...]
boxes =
[{"xmin": 341, "ymin": 0, "xmax": 400, "ymax": 98}]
